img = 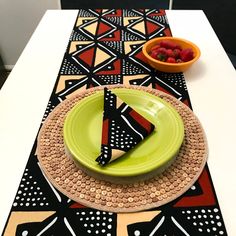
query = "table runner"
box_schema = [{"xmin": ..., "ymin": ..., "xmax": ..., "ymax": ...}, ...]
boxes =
[{"xmin": 2, "ymin": 9, "xmax": 227, "ymax": 236}]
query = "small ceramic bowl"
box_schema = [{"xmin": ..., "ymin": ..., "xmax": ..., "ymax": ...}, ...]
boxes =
[{"xmin": 142, "ymin": 37, "xmax": 201, "ymax": 73}]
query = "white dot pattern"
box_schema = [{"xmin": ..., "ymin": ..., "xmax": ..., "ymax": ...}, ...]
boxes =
[
  {"xmin": 100, "ymin": 75, "xmax": 121, "ymax": 84},
  {"xmin": 13, "ymin": 168, "xmax": 49, "ymax": 208},
  {"xmin": 156, "ymin": 72, "xmax": 187, "ymax": 91},
  {"xmin": 123, "ymin": 60, "xmax": 144, "ymax": 74},
  {"xmin": 103, "ymin": 41, "xmax": 123, "ymax": 53},
  {"xmin": 182, "ymin": 208, "xmax": 225, "ymax": 234},
  {"xmin": 76, "ymin": 210, "xmax": 114, "ymax": 235},
  {"xmin": 42, "ymin": 100, "xmax": 55, "ymax": 121},
  {"xmin": 61, "ymin": 58, "xmax": 82, "ymax": 75},
  {"xmin": 110, "ymin": 119, "xmax": 136, "ymax": 150},
  {"xmin": 70, "ymin": 29, "xmax": 88, "ymax": 41}
]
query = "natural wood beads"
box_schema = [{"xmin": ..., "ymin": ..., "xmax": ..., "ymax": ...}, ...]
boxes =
[{"xmin": 37, "ymin": 85, "xmax": 207, "ymax": 213}]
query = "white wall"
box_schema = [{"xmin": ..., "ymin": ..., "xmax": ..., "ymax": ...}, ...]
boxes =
[{"xmin": 0, "ymin": 0, "xmax": 60, "ymax": 68}]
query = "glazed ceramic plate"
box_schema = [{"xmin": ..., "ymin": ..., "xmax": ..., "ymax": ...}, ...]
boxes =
[{"xmin": 63, "ymin": 88, "xmax": 184, "ymax": 177}]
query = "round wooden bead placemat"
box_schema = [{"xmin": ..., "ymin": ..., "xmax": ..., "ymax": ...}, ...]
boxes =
[{"xmin": 37, "ymin": 85, "xmax": 208, "ymax": 213}]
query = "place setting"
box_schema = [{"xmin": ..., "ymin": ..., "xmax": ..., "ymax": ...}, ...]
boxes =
[{"xmin": 37, "ymin": 83, "xmax": 207, "ymax": 213}]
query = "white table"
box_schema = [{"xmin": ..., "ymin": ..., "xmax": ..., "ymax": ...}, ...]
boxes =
[{"xmin": 0, "ymin": 10, "xmax": 236, "ymax": 235}]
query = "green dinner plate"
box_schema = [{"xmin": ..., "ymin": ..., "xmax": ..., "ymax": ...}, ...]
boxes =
[{"xmin": 63, "ymin": 88, "xmax": 184, "ymax": 177}]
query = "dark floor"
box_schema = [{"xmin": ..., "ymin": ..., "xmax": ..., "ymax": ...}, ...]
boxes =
[
  {"xmin": 172, "ymin": 0, "xmax": 236, "ymax": 63},
  {"xmin": 61, "ymin": 0, "xmax": 170, "ymax": 9}
]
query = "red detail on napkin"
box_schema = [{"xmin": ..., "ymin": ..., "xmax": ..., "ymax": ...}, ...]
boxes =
[
  {"xmin": 129, "ymin": 110, "xmax": 153, "ymax": 133},
  {"xmin": 101, "ymin": 119, "xmax": 109, "ymax": 145},
  {"xmin": 96, "ymin": 88, "xmax": 155, "ymax": 166}
]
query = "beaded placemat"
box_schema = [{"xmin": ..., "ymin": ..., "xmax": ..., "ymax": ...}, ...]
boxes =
[{"xmin": 37, "ymin": 85, "xmax": 208, "ymax": 213}]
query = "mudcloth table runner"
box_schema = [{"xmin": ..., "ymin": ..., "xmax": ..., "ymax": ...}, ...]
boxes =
[{"xmin": 2, "ymin": 9, "xmax": 227, "ymax": 236}]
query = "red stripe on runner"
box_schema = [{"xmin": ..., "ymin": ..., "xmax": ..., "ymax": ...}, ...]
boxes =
[{"xmin": 69, "ymin": 202, "xmax": 86, "ymax": 208}]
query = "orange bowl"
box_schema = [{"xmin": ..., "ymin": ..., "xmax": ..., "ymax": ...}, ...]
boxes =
[{"xmin": 142, "ymin": 37, "xmax": 201, "ymax": 73}]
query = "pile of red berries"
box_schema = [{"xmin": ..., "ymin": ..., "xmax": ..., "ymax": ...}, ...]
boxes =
[{"xmin": 149, "ymin": 40, "xmax": 194, "ymax": 63}]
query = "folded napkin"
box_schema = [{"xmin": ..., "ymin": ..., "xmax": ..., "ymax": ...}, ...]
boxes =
[{"xmin": 96, "ymin": 88, "xmax": 155, "ymax": 166}]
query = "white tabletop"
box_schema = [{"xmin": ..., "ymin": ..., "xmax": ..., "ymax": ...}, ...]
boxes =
[{"xmin": 0, "ymin": 10, "xmax": 236, "ymax": 235}]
